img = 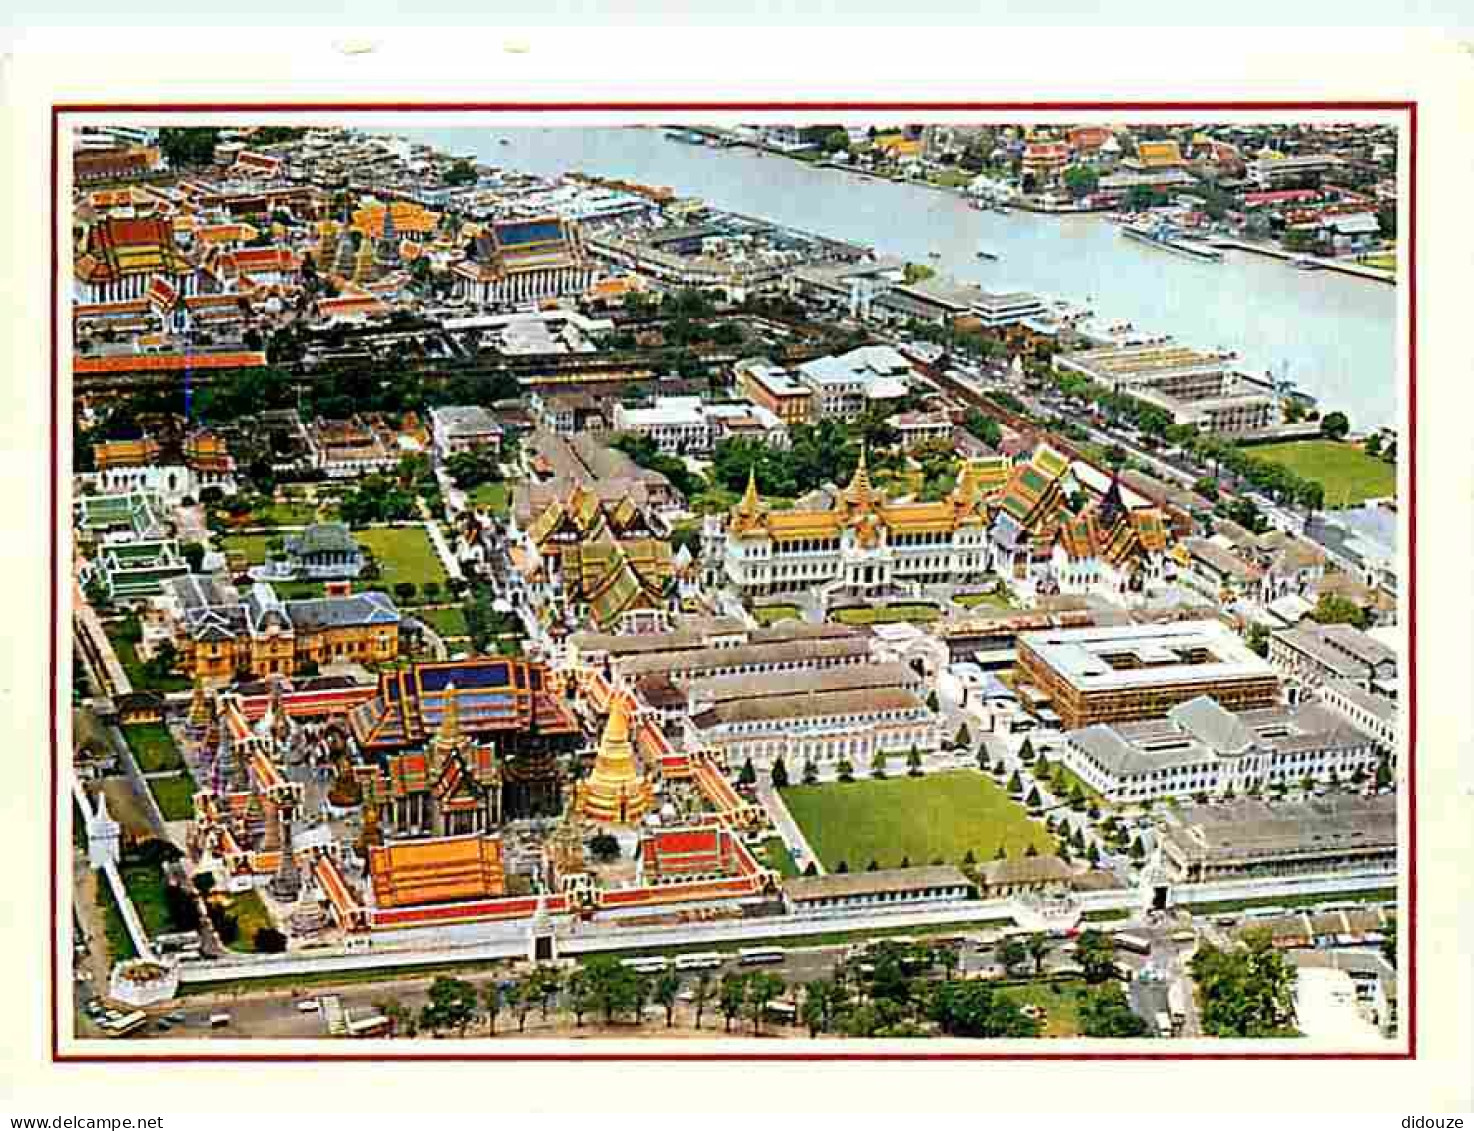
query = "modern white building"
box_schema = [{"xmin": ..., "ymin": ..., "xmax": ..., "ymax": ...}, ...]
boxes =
[
  {"xmin": 796, "ymin": 345, "xmax": 914, "ymax": 421},
  {"xmin": 612, "ymin": 396, "xmax": 711, "ymax": 456}
]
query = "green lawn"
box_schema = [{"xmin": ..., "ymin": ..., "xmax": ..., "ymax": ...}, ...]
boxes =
[
  {"xmin": 252, "ymin": 501, "xmax": 321, "ymax": 526},
  {"xmin": 831, "ymin": 603, "xmax": 941, "ymax": 627},
  {"xmin": 753, "ymin": 604, "xmax": 802, "ymax": 627},
  {"xmin": 996, "ymin": 978, "xmax": 1088, "ymax": 1038},
  {"xmin": 149, "ymin": 770, "xmax": 198, "ymax": 821},
  {"xmin": 1252, "ymin": 440, "xmax": 1396, "ymax": 505},
  {"xmin": 929, "ymin": 168, "xmax": 975, "ymax": 189},
  {"xmin": 417, "ymin": 605, "xmax": 470, "ymax": 638},
  {"xmin": 954, "ymin": 587, "xmax": 1014, "ymax": 611},
  {"xmin": 220, "ymin": 532, "xmax": 277, "ymax": 566},
  {"xmin": 122, "ymin": 723, "xmax": 182, "ymax": 773},
  {"xmin": 781, "ymin": 770, "xmax": 1053, "ymax": 872},
  {"xmin": 96, "ymin": 873, "xmax": 138, "ymax": 963},
  {"xmin": 118, "ymin": 860, "xmax": 172, "ymax": 939},
  {"xmin": 758, "ymin": 836, "xmax": 801, "ymax": 879},
  {"xmin": 469, "ymin": 481, "xmax": 510, "ymax": 516},
  {"xmin": 107, "ymin": 632, "xmax": 192, "ymax": 693},
  {"xmin": 355, "ymin": 526, "xmax": 448, "ymax": 594}
]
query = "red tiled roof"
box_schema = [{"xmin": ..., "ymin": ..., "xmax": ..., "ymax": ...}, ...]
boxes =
[{"xmin": 74, "ymin": 350, "xmax": 267, "ymax": 375}]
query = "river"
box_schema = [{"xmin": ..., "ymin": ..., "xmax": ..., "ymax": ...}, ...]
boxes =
[{"xmin": 405, "ymin": 126, "xmax": 1398, "ymax": 432}]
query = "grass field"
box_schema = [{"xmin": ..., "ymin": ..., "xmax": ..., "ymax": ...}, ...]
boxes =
[
  {"xmin": 355, "ymin": 527, "xmax": 448, "ymax": 593},
  {"xmin": 996, "ymin": 978, "xmax": 1088, "ymax": 1038},
  {"xmin": 149, "ymin": 770, "xmax": 198, "ymax": 821},
  {"xmin": 122, "ymin": 723, "xmax": 182, "ymax": 773},
  {"xmin": 753, "ymin": 604, "xmax": 802, "ymax": 627},
  {"xmin": 469, "ymin": 481, "xmax": 510, "ymax": 516},
  {"xmin": 118, "ymin": 860, "xmax": 172, "ymax": 939},
  {"xmin": 1252, "ymin": 440, "xmax": 1396, "ymax": 504},
  {"xmin": 417, "ymin": 605, "xmax": 470, "ymax": 639},
  {"xmin": 96, "ymin": 873, "xmax": 138, "ymax": 963},
  {"xmin": 954, "ymin": 588, "xmax": 1014, "ymax": 611},
  {"xmin": 780, "ymin": 770, "xmax": 1053, "ymax": 872},
  {"xmin": 108, "ymin": 633, "xmax": 192, "ymax": 693},
  {"xmin": 757, "ymin": 836, "xmax": 801, "ymax": 879},
  {"xmin": 831, "ymin": 603, "xmax": 942, "ymax": 627}
]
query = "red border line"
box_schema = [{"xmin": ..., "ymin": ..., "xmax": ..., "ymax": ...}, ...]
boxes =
[{"xmin": 50, "ymin": 100, "xmax": 1416, "ymax": 1064}]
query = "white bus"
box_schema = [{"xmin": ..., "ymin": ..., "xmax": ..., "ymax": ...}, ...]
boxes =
[
  {"xmin": 208, "ymin": 1012, "xmax": 232, "ymax": 1029},
  {"xmin": 764, "ymin": 1000, "xmax": 798, "ymax": 1022},
  {"xmin": 674, "ymin": 952, "xmax": 724, "ymax": 972},
  {"xmin": 1154, "ymin": 1011, "xmax": 1174, "ymax": 1038},
  {"xmin": 347, "ymin": 1013, "xmax": 391, "ymax": 1038},
  {"xmin": 738, "ymin": 947, "xmax": 785, "ymax": 966},
  {"xmin": 1114, "ymin": 932, "xmax": 1152, "ymax": 956},
  {"xmin": 103, "ymin": 1010, "xmax": 147, "ymax": 1038},
  {"xmin": 620, "ymin": 956, "xmax": 669, "ymax": 974}
]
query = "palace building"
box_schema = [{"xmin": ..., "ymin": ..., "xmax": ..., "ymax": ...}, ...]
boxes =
[
  {"xmin": 512, "ymin": 482, "xmax": 674, "ymax": 632},
  {"xmin": 451, "ymin": 217, "xmax": 599, "ymax": 307},
  {"xmin": 715, "ymin": 442, "xmax": 1174, "ymax": 606},
  {"xmin": 158, "ymin": 577, "xmax": 401, "ymax": 681}
]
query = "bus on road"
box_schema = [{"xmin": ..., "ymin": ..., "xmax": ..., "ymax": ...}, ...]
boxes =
[
  {"xmin": 620, "ymin": 956, "xmax": 669, "ymax": 975},
  {"xmin": 1114, "ymin": 932, "xmax": 1153, "ymax": 955},
  {"xmin": 674, "ymin": 952, "xmax": 724, "ymax": 972},
  {"xmin": 738, "ymin": 947, "xmax": 785, "ymax": 966},
  {"xmin": 102, "ymin": 1011, "xmax": 147, "ymax": 1038}
]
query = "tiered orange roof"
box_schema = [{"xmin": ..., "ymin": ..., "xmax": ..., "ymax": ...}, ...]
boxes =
[{"xmin": 367, "ymin": 833, "xmax": 507, "ymax": 909}]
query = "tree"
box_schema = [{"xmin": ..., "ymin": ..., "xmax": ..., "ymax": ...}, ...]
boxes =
[
  {"xmin": 802, "ymin": 757, "xmax": 819, "ymax": 785},
  {"xmin": 443, "ymin": 159, "xmax": 478, "ymax": 186},
  {"xmin": 1025, "ymin": 932, "xmax": 1051, "ymax": 977},
  {"xmin": 1079, "ymin": 983, "xmax": 1151, "ymax": 1037},
  {"xmin": 835, "ymin": 860, "xmax": 849, "ymax": 874},
  {"xmin": 1129, "ymin": 836, "xmax": 1146, "ymax": 863},
  {"xmin": 508, "ymin": 978, "xmax": 534, "ymax": 1033},
  {"xmin": 930, "ymin": 980, "xmax": 1040, "ymax": 1038},
  {"xmin": 1381, "ymin": 920, "xmax": 1398, "ymax": 968},
  {"xmin": 866, "ymin": 859, "xmax": 880, "ymax": 872},
  {"xmin": 746, "ymin": 971, "xmax": 785, "ymax": 1035},
  {"xmin": 585, "ymin": 956, "xmax": 643, "ymax": 1025},
  {"xmin": 998, "ymin": 938, "xmax": 1029, "ymax": 976},
  {"xmin": 906, "ymin": 747, "xmax": 924, "ymax": 777},
  {"xmin": 1018, "ymin": 737, "xmax": 1036, "ymax": 764},
  {"xmin": 925, "ymin": 689, "xmax": 940, "ymax": 712},
  {"xmin": 181, "ymin": 542, "xmax": 207, "ymax": 572},
  {"xmin": 1311, "ymin": 593, "xmax": 1370, "ymax": 630},
  {"xmin": 589, "ymin": 832, "xmax": 621, "ymax": 862},
  {"xmin": 692, "ymin": 972, "xmax": 714, "ymax": 1030},
  {"xmin": 653, "ymin": 968, "xmax": 681, "ymax": 1028},
  {"xmin": 1025, "ymin": 785, "xmax": 1042, "ymax": 810},
  {"xmin": 1320, "ymin": 411, "xmax": 1350, "ymax": 441},
  {"xmin": 481, "ymin": 980, "xmax": 502, "ymax": 1035},
  {"xmin": 1076, "ymin": 929, "xmax": 1119, "ymax": 984},
  {"xmin": 824, "ymin": 129, "xmax": 850, "ymax": 155},
  {"xmin": 1375, "ymin": 752, "xmax": 1393, "ymax": 791},
  {"xmin": 953, "ymin": 722, "xmax": 971, "ymax": 749},
  {"xmin": 1364, "ymin": 433, "xmax": 1383, "ymax": 457},
  {"xmin": 419, "ymin": 976, "xmax": 479, "ymax": 1036},
  {"xmin": 738, "ymin": 758, "xmax": 757, "ymax": 787},
  {"xmin": 1062, "ymin": 164, "xmax": 1100, "ymax": 200},
  {"xmin": 1006, "ymin": 769, "xmax": 1023, "ymax": 796},
  {"xmin": 1190, "ymin": 929, "xmax": 1297, "ymax": 1037},
  {"xmin": 770, "ymin": 757, "xmax": 790, "ymax": 789},
  {"xmin": 801, "ymin": 980, "xmax": 831, "ymax": 1036},
  {"xmin": 567, "ymin": 968, "xmax": 596, "ymax": 1028},
  {"xmin": 870, "ymin": 749, "xmax": 888, "ymax": 780},
  {"xmin": 253, "ymin": 926, "xmax": 287, "ymax": 954},
  {"xmin": 837, "ymin": 758, "xmax": 855, "ymax": 783},
  {"xmin": 718, "ymin": 972, "xmax": 747, "ymax": 1033}
]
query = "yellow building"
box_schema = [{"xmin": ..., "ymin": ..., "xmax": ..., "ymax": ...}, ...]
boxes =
[{"xmin": 165, "ymin": 577, "xmax": 401, "ymax": 681}]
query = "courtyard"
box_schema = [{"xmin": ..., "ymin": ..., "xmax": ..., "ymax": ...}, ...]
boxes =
[
  {"xmin": 1251, "ymin": 440, "xmax": 1396, "ymax": 504},
  {"xmin": 779, "ymin": 770, "xmax": 1053, "ymax": 872}
]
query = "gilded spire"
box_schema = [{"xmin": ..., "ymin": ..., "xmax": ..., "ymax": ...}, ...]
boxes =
[
  {"xmin": 845, "ymin": 443, "xmax": 874, "ymax": 509},
  {"xmin": 439, "ymin": 682, "xmax": 462, "ymax": 742},
  {"xmin": 739, "ymin": 465, "xmax": 760, "ymax": 513}
]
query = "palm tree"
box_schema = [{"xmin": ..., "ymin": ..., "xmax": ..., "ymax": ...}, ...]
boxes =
[
  {"xmin": 478, "ymin": 983, "xmax": 501, "ymax": 1036},
  {"xmin": 692, "ymin": 972, "xmax": 714, "ymax": 1031},
  {"xmin": 1026, "ymin": 932, "xmax": 1051, "ymax": 977},
  {"xmin": 719, "ymin": 973, "xmax": 747, "ymax": 1033},
  {"xmin": 653, "ymin": 969, "xmax": 681, "ymax": 1028}
]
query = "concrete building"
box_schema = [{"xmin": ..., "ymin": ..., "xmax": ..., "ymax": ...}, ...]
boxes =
[
  {"xmin": 736, "ymin": 357, "xmax": 814, "ymax": 428},
  {"xmin": 1317, "ymin": 679, "xmax": 1397, "ymax": 754},
  {"xmin": 1061, "ymin": 695, "xmax": 1381, "ymax": 803},
  {"xmin": 796, "ymin": 345, "xmax": 914, "ymax": 422},
  {"xmin": 1014, "ymin": 620, "xmax": 1280, "ymax": 731},
  {"xmin": 429, "ymin": 405, "xmax": 503, "ymax": 459},
  {"xmin": 1268, "ymin": 622, "xmax": 1397, "ymax": 693},
  {"xmin": 1158, "ymin": 793, "xmax": 1397, "ymax": 883},
  {"xmin": 685, "ymin": 660, "xmax": 938, "ymax": 773},
  {"xmin": 782, "ymin": 866, "xmax": 973, "ymax": 914},
  {"xmin": 612, "ymin": 396, "xmax": 710, "ymax": 456}
]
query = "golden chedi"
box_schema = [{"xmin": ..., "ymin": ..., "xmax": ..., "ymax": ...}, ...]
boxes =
[{"xmin": 573, "ymin": 696, "xmax": 654, "ymax": 826}]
